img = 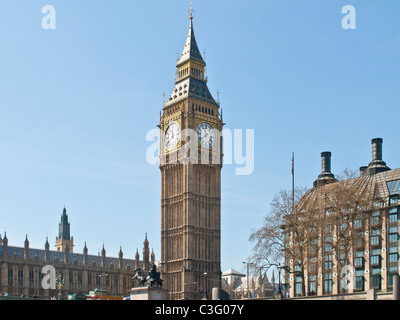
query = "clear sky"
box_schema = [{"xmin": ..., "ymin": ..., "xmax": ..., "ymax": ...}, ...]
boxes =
[{"xmin": 0, "ymin": 0, "xmax": 399, "ymax": 278}]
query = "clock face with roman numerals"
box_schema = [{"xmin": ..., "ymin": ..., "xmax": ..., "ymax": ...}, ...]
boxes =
[
  {"xmin": 165, "ymin": 122, "xmax": 180, "ymax": 150},
  {"xmin": 197, "ymin": 122, "xmax": 216, "ymax": 148}
]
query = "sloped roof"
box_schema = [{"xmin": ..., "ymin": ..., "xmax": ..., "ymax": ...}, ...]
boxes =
[
  {"xmin": 177, "ymin": 17, "xmax": 205, "ymax": 66},
  {"xmin": 222, "ymin": 268, "xmax": 245, "ymax": 277}
]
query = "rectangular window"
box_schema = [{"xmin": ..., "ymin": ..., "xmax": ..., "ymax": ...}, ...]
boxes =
[
  {"xmin": 295, "ymin": 276, "xmax": 302, "ymax": 296},
  {"xmin": 389, "ymin": 226, "xmax": 398, "ymax": 234},
  {"xmin": 371, "ymin": 274, "xmax": 381, "ymax": 290},
  {"xmin": 370, "ymin": 255, "xmax": 381, "ymax": 267},
  {"xmin": 355, "ymin": 270, "xmax": 365, "ymax": 291},
  {"xmin": 354, "ymin": 257, "xmax": 364, "ymax": 268},
  {"xmin": 389, "ymin": 253, "xmax": 399, "ymax": 264},
  {"xmin": 371, "ymin": 229, "xmax": 381, "ymax": 236},
  {"xmin": 388, "ymin": 273, "xmax": 399, "ymax": 288},
  {"xmin": 354, "ymin": 219, "xmax": 363, "ymax": 228},
  {"xmin": 38, "ymin": 269, "xmax": 43, "ymax": 289},
  {"xmin": 355, "ymin": 251, "xmax": 364, "ymax": 257},
  {"xmin": 390, "ymin": 196, "xmax": 399, "ymax": 205},
  {"xmin": 389, "ymin": 233, "xmax": 399, "ymax": 243},
  {"xmin": 387, "ymin": 180, "xmax": 400, "ymax": 195},
  {"xmin": 69, "ymin": 272, "xmax": 73, "ymax": 290},
  {"xmin": 324, "ymin": 273, "xmax": 332, "ymax": 295},
  {"xmin": 370, "ymin": 236, "xmax": 380, "ymax": 246},
  {"xmin": 8, "ymin": 268, "xmax": 13, "ymax": 287},
  {"xmin": 308, "ymin": 275, "xmax": 317, "ymax": 294},
  {"xmin": 78, "ymin": 273, "xmax": 82, "ymax": 291},
  {"xmin": 389, "ymin": 246, "xmax": 398, "ymax": 254},
  {"xmin": 88, "ymin": 273, "xmax": 92, "ymax": 288},
  {"xmin": 29, "ymin": 269, "xmax": 34, "ymax": 288},
  {"xmin": 389, "ymin": 213, "xmax": 399, "ymax": 223},
  {"xmin": 18, "ymin": 268, "xmax": 23, "ymax": 287},
  {"xmin": 371, "ymin": 211, "xmax": 380, "ymax": 226},
  {"xmin": 355, "ymin": 277, "xmax": 364, "ymax": 291}
]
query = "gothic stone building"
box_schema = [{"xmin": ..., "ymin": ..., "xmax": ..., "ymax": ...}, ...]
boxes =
[
  {"xmin": 283, "ymin": 138, "xmax": 400, "ymax": 298},
  {"xmin": 159, "ymin": 7, "xmax": 223, "ymax": 300},
  {"xmin": 0, "ymin": 208, "xmax": 155, "ymax": 299}
]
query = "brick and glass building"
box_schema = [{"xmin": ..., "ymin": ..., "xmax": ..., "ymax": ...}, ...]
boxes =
[{"xmin": 282, "ymin": 138, "xmax": 400, "ymax": 298}]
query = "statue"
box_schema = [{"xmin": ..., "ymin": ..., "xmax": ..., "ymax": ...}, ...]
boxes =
[
  {"xmin": 132, "ymin": 264, "xmax": 163, "ymax": 288},
  {"xmin": 132, "ymin": 268, "xmax": 147, "ymax": 287},
  {"xmin": 146, "ymin": 264, "xmax": 163, "ymax": 288}
]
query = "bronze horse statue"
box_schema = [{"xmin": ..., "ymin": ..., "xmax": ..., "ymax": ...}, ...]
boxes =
[
  {"xmin": 132, "ymin": 268, "xmax": 147, "ymax": 287},
  {"xmin": 146, "ymin": 264, "xmax": 163, "ymax": 288},
  {"xmin": 132, "ymin": 264, "xmax": 163, "ymax": 288}
]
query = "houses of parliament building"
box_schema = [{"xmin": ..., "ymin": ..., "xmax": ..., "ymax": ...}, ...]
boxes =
[
  {"xmin": 0, "ymin": 207, "xmax": 155, "ymax": 299},
  {"xmin": 0, "ymin": 4, "xmax": 223, "ymax": 301}
]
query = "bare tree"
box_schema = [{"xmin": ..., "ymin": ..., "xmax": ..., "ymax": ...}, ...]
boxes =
[
  {"xmin": 249, "ymin": 169, "xmax": 372, "ymax": 297},
  {"xmin": 249, "ymin": 186, "xmax": 308, "ymax": 293},
  {"xmin": 320, "ymin": 178, "xmax": 372, "ymax": 292},
  {"xmin": 336, "ymin": 167, "xmax": 359, "ymax": 181}
]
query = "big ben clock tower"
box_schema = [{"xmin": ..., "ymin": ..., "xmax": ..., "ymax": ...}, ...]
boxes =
[{"xmin": 159, "ymin": 5, "xmax": 223, "ymax": 300}]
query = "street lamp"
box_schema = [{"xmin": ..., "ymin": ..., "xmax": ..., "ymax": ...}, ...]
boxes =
[
  {"xmin": 99, "ymin": 274, "xmax": 108, "ymax": 300},
  {"xmin": 277, "ymin": 263, "xmax": 282, "ymax": 295},
  {"xmin": 203, "ymin": 272, "xmax": 208, "ymax": 300},
  {"xmin": 242, "ymin": 261, "xmax": 253, "ymax": 299}
]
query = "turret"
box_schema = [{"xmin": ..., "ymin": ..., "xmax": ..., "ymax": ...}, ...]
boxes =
[
  {"xmin": 135, "ymin": 249, "xmax": 140, "ymax": 269},
  {"xmin": 101, "ymin": 244, "xmax": 106, "ymax": 268},
  {"xmin": 45, "ymin": 237, "xmax": 50, "ymax": 262},
  {"xmin": 83, "ymin": 242, "xmax": 88, "ymax": 266},
  {"xmin": 24, "ymin": 234, "xmax": 30, "ymax": 260},
  {"xmin": 143, "ymin": 233, "xmax": 150, "ymax": 272},
  {"xmin": 118, "ymin": 247, "xmax": 124, "ymax": 269}
]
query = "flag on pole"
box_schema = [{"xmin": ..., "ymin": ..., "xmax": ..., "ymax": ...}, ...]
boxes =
[
  {"xmin": 292, "ymin": 152, "xmax": 295, "ymax": 211},
  {"xmin": 291, "ymin": 153, "xmax": 294, "ymax": 175}
]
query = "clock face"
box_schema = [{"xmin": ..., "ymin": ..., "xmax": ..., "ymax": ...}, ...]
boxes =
[
  {"xmin": 165, "ymin": 122, "xmax": 181, "ymax": 150},
  {"xmin": 197, "ymin": 122, "xmax": 216, "ymax": 148}
]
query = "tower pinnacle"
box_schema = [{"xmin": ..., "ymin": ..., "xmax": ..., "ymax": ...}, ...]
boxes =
[{"xmin": 189, "ymin": 2, "xmax": 194, "ymax": 20}]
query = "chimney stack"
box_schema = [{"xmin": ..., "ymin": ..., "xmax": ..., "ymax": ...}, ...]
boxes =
[
  {"xmin": 364, "ymin": 138, "xmax": 390, "ymax": 176},
  {"xmin": 371, "ymin": 138, "xmax": 383, "ymax": 162},
  {"xmin": 321, "ymin": 152, "xmax": 332, "ymax": 174},
  {"xmin": 313, "ymin": 151, "xmax": 337, "ymax": 188}
]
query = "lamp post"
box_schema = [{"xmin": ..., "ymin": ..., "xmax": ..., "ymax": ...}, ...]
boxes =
[
  {"xmin": 56, "ymin": 274, "xmax": 65, "ymax": 301},
  {"xmin": 242, "ymin": 261, "xmax": 253, "ymax": 299},
  {"xmin": 99, "ymin": 274, "xmax": 108, "ymax": 300},
  {"xmin": 203, "ymin": 272, "xmax": 208, "ymax": 300}
]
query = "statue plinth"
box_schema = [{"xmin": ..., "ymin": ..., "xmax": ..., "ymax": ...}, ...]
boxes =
[{"xmin": 130, "ymin": 287, "xmax": 169, "ymax": 301}]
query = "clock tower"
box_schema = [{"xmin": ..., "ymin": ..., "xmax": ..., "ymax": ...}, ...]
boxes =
[{"xmin": 159, "ymin": 5, "xmax": 223, "ymax": 300}]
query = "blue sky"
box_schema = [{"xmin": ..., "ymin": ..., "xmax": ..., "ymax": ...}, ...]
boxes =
[{"xmin": 0, "ymin": 0, "xmax": 399, "ymax": 278}]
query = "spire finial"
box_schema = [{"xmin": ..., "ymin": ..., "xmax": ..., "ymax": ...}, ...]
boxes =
[{"xmin": 189, "ymin": 2, "xmax": 194, "ymax": 20}]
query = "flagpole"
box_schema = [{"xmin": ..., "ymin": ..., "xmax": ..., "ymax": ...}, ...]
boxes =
[{"xmin": 292, "ymin": 152, "xmax": 295, "ymax": 212}]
